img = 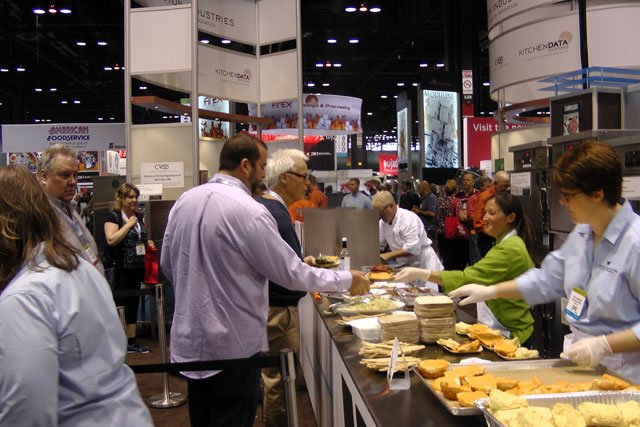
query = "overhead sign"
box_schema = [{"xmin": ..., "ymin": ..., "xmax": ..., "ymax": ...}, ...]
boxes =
[
  {"xmin": 487, "ymin": 0, "xmax": 560, "ymax": 32},
  {"xmin": 462, "ymin": 70, "xmax": 473, "ymax": 100},
  {"xmin": 1, "ymin": 123, "xmax": 125, "ymax": 153},
  {"xmin": 397, "ymin": 108, "xmax": 409, "ymax": 169},
  {"xmin": 335, "ymin": 135, "xmax": 348, "ymax": 158},
  {"xmin": 141, "ymin": 161, "xmax": 185, "ymax": 188},
  {"xmin": 134, "ymin": 0, "xmax": 258, "ymax": 45},
  {"xmin": 489, "ymin": 13, "xmax": 580, "ymax": 100},
  {"xmin": 423, "ymin": 90, "xmax": 459, "ymax": 168},
  {"xmin": 248, "ymin": 94, "xmax": 362, "ymax": 136},
  {"xmin": 379, "ymin": 154, "xmax": 398, "ymax": 175},
  {"xmin": 199, "ymin": 44, "xmax": 258, "ymax": 103}
]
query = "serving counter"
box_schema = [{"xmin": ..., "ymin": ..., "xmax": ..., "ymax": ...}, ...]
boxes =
[{"xmin": 298, "ymin": 294, "xmax": 503, "ymax": 427}]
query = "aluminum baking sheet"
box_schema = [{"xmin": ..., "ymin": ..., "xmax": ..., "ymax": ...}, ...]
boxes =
[
  {"xmin": 476, "ymin": 390, "xmax": 640, "ymax": 427},
  {"xmin": 412, "ymin": 358, "xmax": 632, "ymax": 416}
]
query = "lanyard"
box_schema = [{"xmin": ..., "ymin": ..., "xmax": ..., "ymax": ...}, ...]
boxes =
[{"xmin": 122, "ymin": 211, "xmax": 142, "ymax": 239}]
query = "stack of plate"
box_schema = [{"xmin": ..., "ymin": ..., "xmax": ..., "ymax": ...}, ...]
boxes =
[
  {"xmin": 413, "ymin": 295, "xmax": 455, "ymax": 343},
  {"xmin": 378, "ymin": 313, "xmax": 419, "ymax": 343},
  {"xmin": 346, "ymin": 317, "xmax": 381, "ymax": 342}
]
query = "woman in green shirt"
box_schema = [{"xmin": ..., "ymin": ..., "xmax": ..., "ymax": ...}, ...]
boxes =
[{"xmin": 394, "ymin": 192, "xmax": 535, "ymax": 343}]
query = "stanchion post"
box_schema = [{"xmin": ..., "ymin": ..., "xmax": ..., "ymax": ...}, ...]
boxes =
[
  {"xmin": 146, "ymin": 283, "xmax": 187, "ymax": 408},
  {"xmin": 280, "ymin": 348, "xmax": 299, "ymax": 427},
  {"xmin": 117, "ymin": 306, "xmax": 127, "ymax": 363}
]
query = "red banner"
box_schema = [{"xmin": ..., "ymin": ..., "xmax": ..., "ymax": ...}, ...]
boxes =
[
  {"xmin": 378, "ymin": 154, "xmax": 398, "ymax": 175},
  {"xmin": 464, "ymin": 118, "xmax": 529, "ymax": 168}
]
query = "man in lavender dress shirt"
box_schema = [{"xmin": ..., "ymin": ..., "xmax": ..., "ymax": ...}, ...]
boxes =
[{"xmin": 161, "ymin": 134, "xmax": 370, "ymax": 427}]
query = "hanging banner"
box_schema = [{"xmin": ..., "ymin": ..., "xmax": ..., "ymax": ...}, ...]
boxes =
[
  {"xmin": 397, "ymin": 108, "xmax": 409, "ymax": 169},
  {"xmin": 1, "ymin": 123, "xmax": 125, "ymax": 153},
  {"xmin": 423, "ymin": 90, "xmax": 459, "ymax": 168},
  {"xmin": 248, "ymin": 94, "xmax": 362, "ymax": 136},
  {"xmin": 378, "ymin": 154, "xmax": 398, "ymax": 175}
]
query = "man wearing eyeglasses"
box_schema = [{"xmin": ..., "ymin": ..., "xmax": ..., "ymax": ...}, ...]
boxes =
[
  {"xmin": 341, "ymin": 177, "xmax": 372, "ymax": 209},
  {"xmin": 255, "ymin": 148, "xmax": 319, "ymax": 426},
  {"xmin": 372, "ymin": 190, "xmax": 443, "ymax": 291}
]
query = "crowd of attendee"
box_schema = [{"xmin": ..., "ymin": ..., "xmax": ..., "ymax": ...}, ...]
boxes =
[{"xmin": 4, "ymin": 138, "xmax": 640, "ymax": 427}]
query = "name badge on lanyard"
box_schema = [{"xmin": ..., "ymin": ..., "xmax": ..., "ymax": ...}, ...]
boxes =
[
  {"xmin": 136, "ymin": 243, "xmax": 146, "ymax": 256},
  {"xmin": 564, "ymin": 287, "xmax": 587, "ymax": 320},
  {"xmin": 83, "ymin": 243, "xmax": 98, "ymax": 265}
]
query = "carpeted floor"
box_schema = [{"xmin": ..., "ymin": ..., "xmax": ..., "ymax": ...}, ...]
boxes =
[{"xmin": 128, "ymin": 337, "xmax": 318, "ymax": 427}]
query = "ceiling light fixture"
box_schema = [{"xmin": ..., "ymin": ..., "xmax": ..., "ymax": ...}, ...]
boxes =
[
  {"xmin": 0, "ymin": 68, "xmax": 8, "ymax": 72},
  {"xmin": 76, "ymin": 41, "xmax": 86, "ymax": 46},
  {"xmin": 35, "ymin": 88, "xmax": 43, "ymax": 92},
  {"xmin": 359, "ymin": 3, "xmax": 368, "ymax": 12},
  {"xmin": 104, "ymin": 66, "xmax": 112, "ymax": 71},
  {"xmin": 61, "ymin": 100, "xmax": 68, "ymax": 104},
  {"xmin": 73, "ymin": 100, "xmax": 81, "ymax": 104},
  {"xmin": 315, "ymin": 62, "xmax": 324, "ymax": 68},
  {"xmin": 436, "ymin": 62, "xmax": 445, "ymax": 68},
  {"xmin": 327, "ymin": 38, "xmax": 337, "ymax": 44},
  {"xmin": 393, "ymin": 95, "xmax": 398, "ymax": 99},
  {"xmin": 419, "ymin": 63, "xmax": 428, "ymax": 68},
  {"xmin": 367, "ymin": 112, "xmax": 373, "ymax": 116},
  {"xmin": 345, "ymin": 6, "xmax": 356, "ymax": 12},
  {"xmin": 307, "ymin": 82, "xmax": 315, "ymax": 87},
  {"xmin": 59, "ymin": 8, "xmax": 71, "ymax": 14},
  {"xmin": 380, "ymin": 95, "xmax": 387, "ymax": 99},
  {"xmin": 97, "ymin": 41, "xmax": 107, "ymax": 46},
  {"xmin": 16, "ymin": 66, "xmax": 26, "ymax": 72},
  {"xmin": 98, "ymin": 117, "xmax": 104, "ymax": 121},
  {"xmin": 412, "ymin": 83, "xmax": 418, "ymax": 87},
  {"xmin": 369, "ymin": 6, "xmax": 381, "ymax": 12},
  {"xmin": 397, "ymin": 82, "xmax": 405, "ymax": 87},
  {"xmin": 48, "ymin": 5, "xmax": 57, "ymax": 14},
  {"xmin": 349, "ymin": 38, "xmax": 359, "ymax": 44},
  {"xmin": 221, "ymin": 39, "xmax": 231, "ymax": 44},
  {"xmin": 482, "ymin": 82, "xmax": 490, "ymax": 86},
  {"xmin": 200, "ymin": 39, "xmax": 210, "ymax": 44},
  {"xmin": 333, "ymin": 63, "xmax": 342, "ymax": 67},
  {"xmin": 33, "ymin": 8, "xmax": 46, "ymax": 14},
  {"xmin": 322, "ymin": 83, "xmax": 330, "ymax": 87},
  {"xmin": 139, "ymin": 86, "xmax": 147, "ymax": 90},
  {"xmin": 49, "ymin": 87, "xmax": 57, "ymax": 91}
]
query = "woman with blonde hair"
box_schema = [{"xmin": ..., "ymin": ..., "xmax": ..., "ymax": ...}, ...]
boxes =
[
  {"xmin": 0, "ymin": 165, "xmax": 152, "ymax": 426},
  {"xmin": 104, "ymin": 182, "xmax": 155, "ymax": 353}
]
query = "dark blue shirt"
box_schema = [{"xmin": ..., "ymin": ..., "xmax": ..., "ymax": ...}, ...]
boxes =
[{"xmin": 256, "ymin": 196, "xmax": 307, "ymax": 307}]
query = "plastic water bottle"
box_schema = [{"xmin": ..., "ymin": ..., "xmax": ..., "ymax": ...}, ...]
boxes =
[{"xmin": 339, "ymin": 237, "xmax": 350, "ymax": 271}]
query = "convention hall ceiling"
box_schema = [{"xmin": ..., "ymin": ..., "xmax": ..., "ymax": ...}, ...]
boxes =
[{"xmin": 0, "ymin": 0, "xmax": 494, "ymax": 135}]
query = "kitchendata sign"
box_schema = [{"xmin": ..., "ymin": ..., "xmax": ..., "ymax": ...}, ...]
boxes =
[{"xmin": 489, "ymin": 13, "xmax": 580, "ymax": 98}]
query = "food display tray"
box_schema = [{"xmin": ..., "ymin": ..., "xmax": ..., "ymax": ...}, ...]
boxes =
[
  {"xmin": 412, "ymin": 358, "xmax": 631, "ymax": 416},
  {"xmin": 476, "ymin": 390, "xmax": 640, "ymax": 427}
]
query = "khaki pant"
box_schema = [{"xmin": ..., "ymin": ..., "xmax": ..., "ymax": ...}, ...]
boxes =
[{"xmin": 262, "ymin": 306, "xmax": 300, "ymax": 427}]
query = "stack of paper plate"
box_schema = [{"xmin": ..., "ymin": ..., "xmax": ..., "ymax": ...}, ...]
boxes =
[
  {"xmin": 413, "ymin": 295, "xmax": 455, "ymax": 343},
  {"xmin": 378, "ymin": 312, "xmax": 419, "ymax": 344}
]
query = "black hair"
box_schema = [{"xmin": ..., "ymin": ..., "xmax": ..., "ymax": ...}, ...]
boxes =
[{"xmin": 219, "ymin": 134, "xmax": 267, "ymax": 172}]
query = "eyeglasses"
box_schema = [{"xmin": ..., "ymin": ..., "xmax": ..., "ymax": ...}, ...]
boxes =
[
  {"xmin": 559, "ymin": 189, "xmax": 581, "ymax": 203},
  {"xmin": 286, "ymin": 171, "xmax": 309, "ymax": 181}
]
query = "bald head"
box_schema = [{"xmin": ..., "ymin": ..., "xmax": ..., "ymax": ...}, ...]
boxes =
[{"xmin": 494, "ymin": 171, "xmax": 510, "ymax": 192}]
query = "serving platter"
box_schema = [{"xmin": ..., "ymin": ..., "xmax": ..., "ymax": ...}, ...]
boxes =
[{"xmin": 336, "ymin": 299, "xmax": 405, "ymax": 316}]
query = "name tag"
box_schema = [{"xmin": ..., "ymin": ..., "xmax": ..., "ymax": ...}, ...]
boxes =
[
  {"xmin": 136, "ymin": 243, "xmax": 146, "ymax": 256},
  {"xmin": 83, "ymin": 244, "xmax": 98, "ymax": 265},
  {"xmin": 564, "ymin": 287, "xmax": 587, "ymax": 320}
]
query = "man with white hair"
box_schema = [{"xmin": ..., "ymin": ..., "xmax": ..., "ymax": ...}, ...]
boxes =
[
  {"xmin": 372, "ymin": 191, "xmax": 443, "ymax": 291},
  {"xmin": 255, "ymin": 149, "xmax": 323, "ymax": 426}
]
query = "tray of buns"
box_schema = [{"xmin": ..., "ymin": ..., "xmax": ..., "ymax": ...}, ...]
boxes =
[
  {"xmin": 475, "ymin": 389, "xmax": 640, "ymax": 427},
  {"xmin": 412, "ymin": 358, "xmax": 635, "ymax": 416}
]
